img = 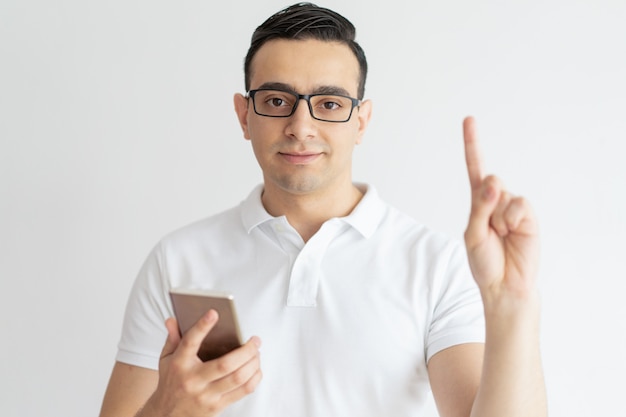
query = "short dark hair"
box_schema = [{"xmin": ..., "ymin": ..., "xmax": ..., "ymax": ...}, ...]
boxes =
[{"xmin": 244, "ymin": 2, "xmax": 368, "ymax": 99}]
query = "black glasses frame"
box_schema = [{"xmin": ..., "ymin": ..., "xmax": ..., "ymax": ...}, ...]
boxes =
[{"xmin": 247, "ymin": 88, "xmax": 361, "ymax": 123}]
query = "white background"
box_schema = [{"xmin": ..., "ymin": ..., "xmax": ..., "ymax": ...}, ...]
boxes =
[{"xmin": 1, "ymin": 1, "xmax": 625, "ymax": 416}]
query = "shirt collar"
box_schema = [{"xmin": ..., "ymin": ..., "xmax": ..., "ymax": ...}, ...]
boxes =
[
  {"xmin": 341, "ymin": 183, "xmax": 386, "ymax": 238},
  {"xmin": 240, "ymin": 183, "xmax": 386, "ymax": 239},
  {"xmin": 240, "ymin": 184, "xmax": 273, "ymax": 234}
]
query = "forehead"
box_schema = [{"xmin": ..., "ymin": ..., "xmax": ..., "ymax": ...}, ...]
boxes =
[{"xmin": 248, "ymin": 38, "xmax": 360, "ymax": 96}]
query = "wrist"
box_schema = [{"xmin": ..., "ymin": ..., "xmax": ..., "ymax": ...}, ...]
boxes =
[
  {"xmin": 134, "ymin": 395, "xmax": 165, "ymax": 417},
  {"xmin": 480, "ymin": 287, "xmax": 542, "ymax": 324}
]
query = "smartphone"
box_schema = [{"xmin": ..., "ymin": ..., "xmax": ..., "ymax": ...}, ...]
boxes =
[{"xmin": 169, "ymin": 288, "xmax": 243, "ymax": 361}]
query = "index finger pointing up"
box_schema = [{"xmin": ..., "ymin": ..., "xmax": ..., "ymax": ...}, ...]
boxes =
[{"xmin": 463, "ymin": 116, "xmax": 485, "ymax": 192}]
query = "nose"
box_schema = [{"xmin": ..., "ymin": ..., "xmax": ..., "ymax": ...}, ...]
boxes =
[{"xmin": 284, "ymin": 98, "xmax": 317, "ymax": 141}]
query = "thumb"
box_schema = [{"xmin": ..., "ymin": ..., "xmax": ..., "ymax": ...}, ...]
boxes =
[
  {"xmin": 465, "ymin": 176, "xmax": 501, "ymax": 247},
  {"xmin": 160, "ymin": 317, "xmax": 182, "ymax": 359}
]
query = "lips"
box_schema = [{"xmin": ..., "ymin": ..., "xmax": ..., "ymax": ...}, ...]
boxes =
[{"xmin": 278, "ymin": 151, "xmax": 322, "ymax": 164}]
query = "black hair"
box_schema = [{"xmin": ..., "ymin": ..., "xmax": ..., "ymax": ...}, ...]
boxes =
[{"xmin": 243, "ymin": 2, "xmax": 368, "ymax": 99}]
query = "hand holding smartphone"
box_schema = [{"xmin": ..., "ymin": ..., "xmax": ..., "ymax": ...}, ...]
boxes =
[{"xmin": 169, "ymin": 288, "xmax": 243, "ymax": 361}]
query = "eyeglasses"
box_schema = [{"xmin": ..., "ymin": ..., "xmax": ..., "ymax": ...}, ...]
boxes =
[{"xmin": 247, "ymin": 88, "xmax": 361, "ymax": 123}]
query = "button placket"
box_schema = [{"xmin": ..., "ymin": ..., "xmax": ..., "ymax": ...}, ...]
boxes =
[{"xmin": 287, "ymin": 220, "xmax": 346, "ymax": 307}]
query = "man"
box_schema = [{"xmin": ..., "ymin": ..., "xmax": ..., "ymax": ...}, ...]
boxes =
[{"xmin": 100, "ymin": 3, "xmax": 547, "ymax": 417}]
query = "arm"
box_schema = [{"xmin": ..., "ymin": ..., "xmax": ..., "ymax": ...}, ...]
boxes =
[
  {"xmin": 428, "ymin": 343, "xmax": 484, "ymax": 417},
  {"xmin": 428, "ymin": 117, "xmax": 547, "ymax": 417},
  {"xmin": 99, "ymin": 310, "xmax": 263, "ymax": 417},
  {"xmin": 99, "ymin": 362, "xmax": 158, "ymax": 417}
]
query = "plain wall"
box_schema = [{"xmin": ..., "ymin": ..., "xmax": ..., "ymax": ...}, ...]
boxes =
[{"xmin": 1, "ymin": 0, "xmax": 625, "ymax": 416}]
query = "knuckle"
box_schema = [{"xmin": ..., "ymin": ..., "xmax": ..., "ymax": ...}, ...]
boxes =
[
  {"xmin": 214, "ymin": 356, "xmax": 233, "ymax": 374},
  {"xmin": 242, "ymin": 372, "xmax": 261, "ymax": 394},
  {"xmin": 483, "ymin": 174, "xmax": 499, "ymax": 186},
  {"xmin": 204, "ymin": 400, "xmax": 220, "ymax": 415},
  {"xmin": 242, "ymin": 380, "xmax": 257, "ymax": 394},
  {"xmin": 167, "ymin": 357, "xmax": 187, "ymax": 377},
  {"xmin": 513, "ymin": 196, "xmax": 529, "ymax": 208},
  {"xmin": 506, "ymin": 197, "xmax": 525, "ymax": 216},
  {"xmin": 197, "ymin": 401, "xmax": 220, "ymax": 416},
  {"xmin": 194, "ymin": 385, "xmax": 226, "ymax": 415},
  {"xmin": 231, "ymin": 368, "xmax": 247, "ymax": 385},
  {"xmin": 180, "ymin": 375, "xmax": 201, "ymax": 395},
  {"xmin": 179, "ymin": 335, "xmax": 193, "ymax": 347},
  {"xmin": 179, "ymin": 336, "xmax": 198, "ymax": 352}
]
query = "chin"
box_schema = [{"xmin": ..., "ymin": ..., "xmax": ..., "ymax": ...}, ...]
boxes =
[{"xmin": 275, "ymin": 175, "xmax": 325, "ymax": 195}]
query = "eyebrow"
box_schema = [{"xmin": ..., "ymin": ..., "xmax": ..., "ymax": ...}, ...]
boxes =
[{"xmin": 255, "ymin": 82, "xmax": 353, "ymax": 97}]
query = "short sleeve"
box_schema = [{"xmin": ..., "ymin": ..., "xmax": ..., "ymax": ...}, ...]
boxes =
[
  {"xmin": 115, "ymin": 243, "xmax": 173, "ymax": 370},
  {"xmin": 425, "ymin": 241, "xmax": 485, "ymax": 362}
]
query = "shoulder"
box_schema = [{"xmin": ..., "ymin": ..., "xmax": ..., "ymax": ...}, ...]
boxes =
[
  {"xmin": 153, "ymin": 204, "xmax": 245, "ymax": 258},
  {"xmin": 352, "ymin": 183, "xmax": 464, "ymax": 261},
  {"xmin": 376, "ymin": 198, "xmax": 462, "ymax": 258},
  {"xmin": 168, "ymin": 205, "xmax": 242, "ymax": 240},
  {"xmin": 158, "ymin": 184, "xmax": 266, "ymax": 249}
]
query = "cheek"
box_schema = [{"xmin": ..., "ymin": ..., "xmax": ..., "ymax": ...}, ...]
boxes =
[
  {"xmin": 246, "ymin": 116, "xmax": 279, "ymax": 139},
  {"xmin": 244, "ymin": 119, "xmax": 264, "ymax": 142},
  {"xmin": 247, "ymin": 124, "xmax": 278, "ymax": 162},
  {"xmin": 332, "ymin": 130, "xmax": 360, "ymax": 159},
  {"xmin": 341, "ymin": 124, "xmax": 363, "ymax": 146}
]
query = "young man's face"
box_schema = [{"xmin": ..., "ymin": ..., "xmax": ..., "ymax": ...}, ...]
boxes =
[{"xmin": 234, "ymin": 38, "xmax": 371, "ymax": 197}]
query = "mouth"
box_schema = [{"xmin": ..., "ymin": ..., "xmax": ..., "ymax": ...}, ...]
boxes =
[{"xmin": 278, "ymin": 151, "xmax": 323, "ymax": 165}]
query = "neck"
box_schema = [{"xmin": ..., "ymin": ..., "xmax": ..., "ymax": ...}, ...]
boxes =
[{"xmin": 261, "ymin": 182, "xmax": 363, "ymax": 242}]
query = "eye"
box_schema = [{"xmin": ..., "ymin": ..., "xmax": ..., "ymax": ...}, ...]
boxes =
[
  {"xmin": 321, "ymin": 100, "xmax": 341, "ymax": 110},
  {"xmin": 268, "ymin": 97, "xmax": 287, "ymax": 107},
  {"xmin": 262, "ymin": 92, "xmax": 294, "ymax": 108},
  {"xmin": 313, "ymin": 95, "xmax": 349, "ymax": 113}
]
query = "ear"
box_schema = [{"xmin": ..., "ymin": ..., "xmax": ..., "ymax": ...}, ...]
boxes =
[
  {"xmin": 233, "ymin": 93, "xmax": 251, "ymax": 140},
  {"xmin": 354, "ymin": 99, "xmax": 372, "ymax": 145}
]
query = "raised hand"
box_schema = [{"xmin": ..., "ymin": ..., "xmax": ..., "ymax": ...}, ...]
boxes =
[
  {"xmin": 140, "ymin": 310, "xmax": 262, "ymax": 417},
  {"xmin": 462, "ymin": 116, "xmax": 540, "ymax": 301}
]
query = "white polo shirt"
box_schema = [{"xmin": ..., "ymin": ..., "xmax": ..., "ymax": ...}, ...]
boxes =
[{"xmin": 117, "ymin": 184, "xmax": 485, "ymax": 416}]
